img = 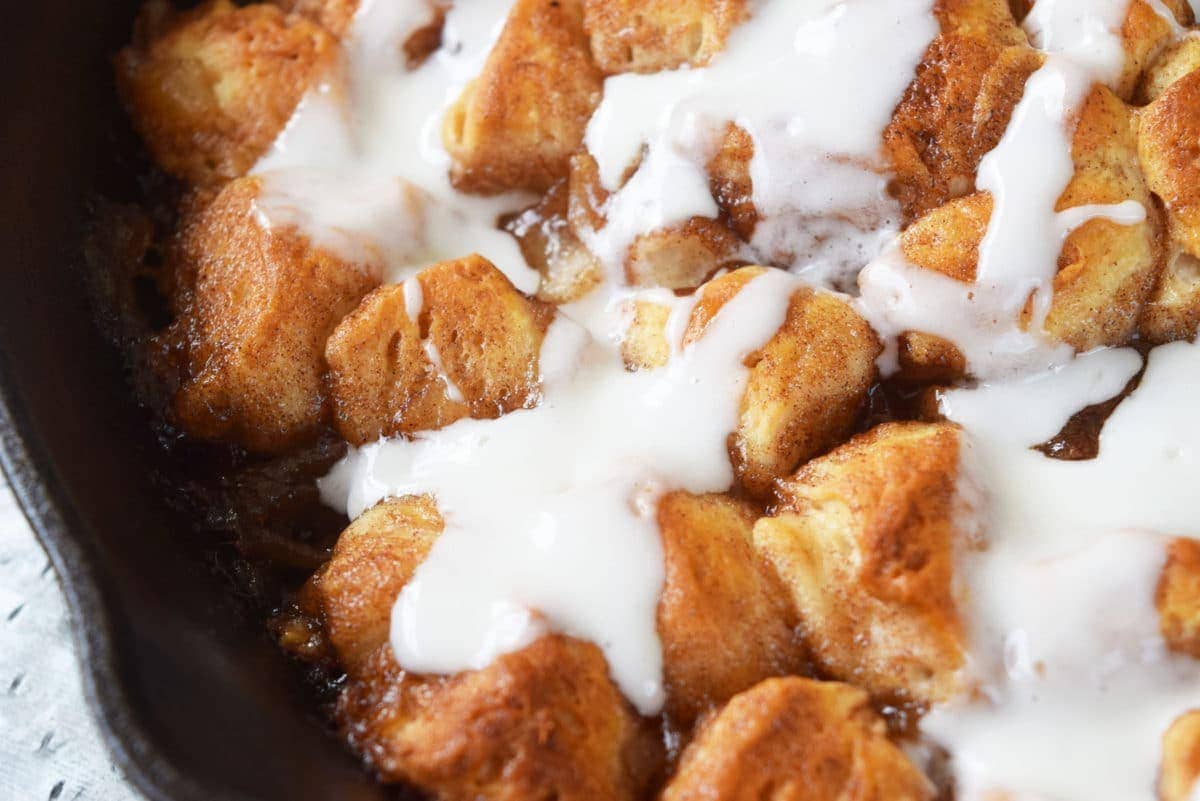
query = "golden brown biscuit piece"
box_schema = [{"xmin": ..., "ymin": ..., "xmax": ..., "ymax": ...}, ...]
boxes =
[
  {"xmin": 624, "ymin": 267, "xmax": 880, "ymax": 496},
  {"xmin": 707, "ymin": 123, "xmax": 758, "ymax": 240},
  {"xmin": 935, "ymin": 0, "xmax": 1026, "ymax": 42},
  {"xmin": 325, "ymin": 255, "xmax": 555, "ymax": 445},
  {"xmin": 443, "ymin": 0, "xmax": 603, "ymax": 194},
  {"xmin": 656, "ymin": 492, "xmax": 803, "ymax": 725},
  {"xmin": 626, "ymin": 217, "xmax": 744, "ymax": 290},
  {"xmin": 505, "ymin": 176, "xmax": 604, "ymax": 304},
  {"xmin": 1157, "ymin": 538, "xmax": 1200, "ymax": 658},
  {"xmin": 1139, "ymin": 66, "xmax": 1200, "ymax": 260},
  {"xmin": 1113, "ymin": 0, "xmax": 1194, "ymax": 101},
  {"xmin": 1140, "ymin": 245, "xmax": 1200, "ymax": 344},
  {"xmin": 314, "ymin": 496, "xmax": 441, "ymax": 675},
  {"xmin": 338, "ymin": 636, "xmax": 661, "ymax": 801},
  {"xmin": 753, "ymin": 422, "xmax": 973, "ymax": 704},
  {"xmin": 1138, "ymin": 35, "xmax": 1200, "ymax": 103},
  {"xmin": 582, "ymin": 0, "xmax": 748, "ymax": 74},
  {"xmin": 116, "ymin": 0, "xmax": 335, "ymax": 186},
  {"xmin": 885, "ymin": 35, "xmax": 1041, "ymax": 222},
  {"xmin": 158, "ymin": 177, "xmax": 378, "ymax": 452},
  {"xmin": 1161, "ymin": 710, "xmax": 1200, "ymax": 801},
  {"xmin": 897, "ymin": 83, "xmax": 1162, "ymax": 376},
  {"xmin": 660, "ymin": 677, "xmax": 934, "ymax": 801}
]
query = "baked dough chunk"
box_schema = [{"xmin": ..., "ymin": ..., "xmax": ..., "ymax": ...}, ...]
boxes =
[
  {"xmin": 1138, "ymin": 65, "xmax": 1200, "ymax": 341},
  {"xmin": 443, "ymin": 0, "xmax": 603, "ymax": 194},
  {"xmin": 1138, "ymin": 35, "xmax": 1200, "ymax": 103},
  {"xmin": 325, "ymin": 255, "xmax": 554, "ymax": 446},
  {"xmin": 660, "ymin": 677, "xmax": 935, "ymax": 801},
  {"xmin": 505, "ymin": 167, "xmax": 604, "ymax": 304},
  {"xmin": 656, "ymin": 492, "xmax": 803, "ymax": 725},
  {"xmin": 337, "ymin": 636, "xmax": 661, "ymax": 801},
  {"xmin": 753, "ymin": 422, "xmax": 973, "ymax": 704},
  {"xmin": 1112, "ymin": 0, "xmax": 1194, "ymax": 102},
  {"xmin": 1157, "ymin": 538, "xmax": 1200, "ymax": 658},
  {"xmin": 707, "ymin": 123, "xmax": 758, "ymax": 240},
  {"xmin": 314, "ymin": 496, "xmax": 441, "ymax": 675},
  {"xmin": 626, "ymin": 217, "xmax": 744, "ymax": 290},
  {"xmin": 159, "ymin": 177, "xmax": 378, "ymax": 452},
  {"xmin": 885, "ymin": 36, "xmax": 1040, "ymax": 222},
  {"xmin": 1161, "ymin": 710, "xmax": 1200, "ymax": 801},
  {"xmin": 581, "ymin": 0, "xmax": 748, "ymax": 74},
  {"xmin": 116, "ymin": 0, "xmax": 335, "ymax": 186},
  {"xmin": 624, "ymin": 267, "xmax": 880, "ymax": 496},
  {"xmin": 896, "ymin": 83, "xmax": 1162, "ymax": 378}
]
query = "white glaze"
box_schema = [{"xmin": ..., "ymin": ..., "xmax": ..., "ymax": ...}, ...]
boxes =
[
  {"xmin": 927, "ymin": 343, "xmax": 1200, "ymax": 800},
  {"xmin": 252, "ymin": 0, "xmax": 539, "ymax": 292},
  {"xmin": 581, "ymin": 0, "xmax": 937, "ymax": 288},
  {"xmin": 320, "ymin": 270, "xmax": 799, "ymax": 713},
  {"xmin": 265, "ymin": 0, "xmax": 1200, "ymax": 793}
]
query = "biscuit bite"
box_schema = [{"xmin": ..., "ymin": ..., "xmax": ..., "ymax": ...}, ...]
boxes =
[
  {"xmin": 623, "ymin": 267, "xmax": 880, "ymax": 496},
  {"xmin": 1138, "ymin": 35, "xmax": 1200, "ymax": 103},
  {"xmin": 337, "ymin": 636, "xmax": 661, "ymax": 801},
  {"xmin": 116, "ymin": 0, "xmax": 335, "ymax": 186},
  {"xmin": 582, "ymin": 0, "xmax": 748, "ymax": 74},
  {"xmin": 1136, "ymin": 43, "xmax": 1200, "ymax": 343},
  {"xmin": 158, "ymin": 176, "xmax": 379, "ymax": 452},
  {"xmin": 884, "ymin": 35, "xmax": 1041, "ymax": 222},
  {"xmin": 443, "ymin": 0, "xmax": 604, "ymax": 194},
  {"xmin": 753, "ymin": 422, "xmax": 975, "ymax": 704},
  {"xmin": 325, "ymin": 255, "xmax": 555, "ymax": 446},
  {"xmin": 1156, "ymin": 538, "xmax": 1200, "ymax": 658},
  {"xmin": 313, "ymin": 495, "xmax": 441, "ymax": 675},
  {"xmin": 656, "ymin": 492, "xmax": 803, "ymax": 726},
  {"xmin": 625, "ymin": 217, "xmax": 744, "ymax": 290},
  {"xmin": 1161, "ymin": 710, "xmax": 1200, "ymax": 801},
  {"xmin": 896, "ymin": 82, "xmax": 1162, "ymax": 377},
  {"xmin": 1111, "ymin": 0, "xmax": 1194, "ymax": 102},
  {"xmin": 505, "ymin": 173, "xmax": 604, "ymax": 304},
  {"xmin": 660, "ymin": 677, "xmax": 934, "ymax": 801}
]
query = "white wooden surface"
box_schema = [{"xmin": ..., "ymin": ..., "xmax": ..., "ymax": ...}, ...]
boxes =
[{"xmin": 0, "ymin": 478, "xmax": 140, "ymax": 801}]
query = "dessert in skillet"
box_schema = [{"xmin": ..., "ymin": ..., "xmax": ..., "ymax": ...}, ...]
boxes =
[{"xmin": 97, "ymin": 0, "xmax": 1200, "ymax": 797}]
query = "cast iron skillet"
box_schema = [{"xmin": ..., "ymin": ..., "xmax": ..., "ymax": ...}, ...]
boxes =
[{"xmin": 0, "ymin": 5, "xmax": 397, "ymax": 800}]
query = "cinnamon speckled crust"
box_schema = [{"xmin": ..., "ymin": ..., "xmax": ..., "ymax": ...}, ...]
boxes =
[
  {"xmin": 753, "ymin": 422, "xmax": 970, "ymax": 704},
  {"xmin": 1139, "ymin": 64, "xmax": 1200, "ymax": 260},
  {"xmin": 314, "ymin": 496, "xmax": 441, "ymax": 676},
  {"xmin": 1136, "ymin": 44, "xmax": 1200, "ymax": 343},
  {"xmin": 337, "ymin": 636, "xmax": 663, "ymax": 801},
  {"xmin": 624, "ymin": 267, "xmax": 880, "ymax": 497},
  {"xmin": 885, "ymin": 35, "xmax": 1040, "ymax": 223},
  {"xmin": 707, "ymin": 123, "xmax": 758, "ymax": 241},
  {"xmin": 896, "ymin": 81, "xmax": 1163, "ymax": 377},
  {"xmin": 688, "ymin": 268, "xmax": 881, "ymax": 498},
  {"xmin": 656, "ymin": 492, "xmax": 804, "ymax": 726},
  {"xmin": 1156, "ymin": 538, "xmax": 1200, "ymax": 659},
  {"xmin": 660, "ymin": 677, "xmax": 935, "ymax": 801},
  {"xmin": 325, "ymin": 255, "xmax": 554, "ymax": 445},
  {"xmin": 443, "ymin": 0, "xmax": 603, "ymax": 195},
  {"xmin": 1138, "ymin": 35, "xmax": 1200, "ymax": 103},
  {"xmin": 581, "ymin": 0, "xmax": 747, "ymax": 75},
  {"xmin": 116, "ymin": 0, "xmax": 335, "ymax": 186},
  {"xmin": 1116, "ymin": 0, "xmax": 1194, "ymax": 102},
  {"xmin": 157, "ymin": 176, "xmax": 379, "ymax": 453},
  {"xmin": 1160, "ymin": 710, "xmax": 1200, "ymax": 801}
]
